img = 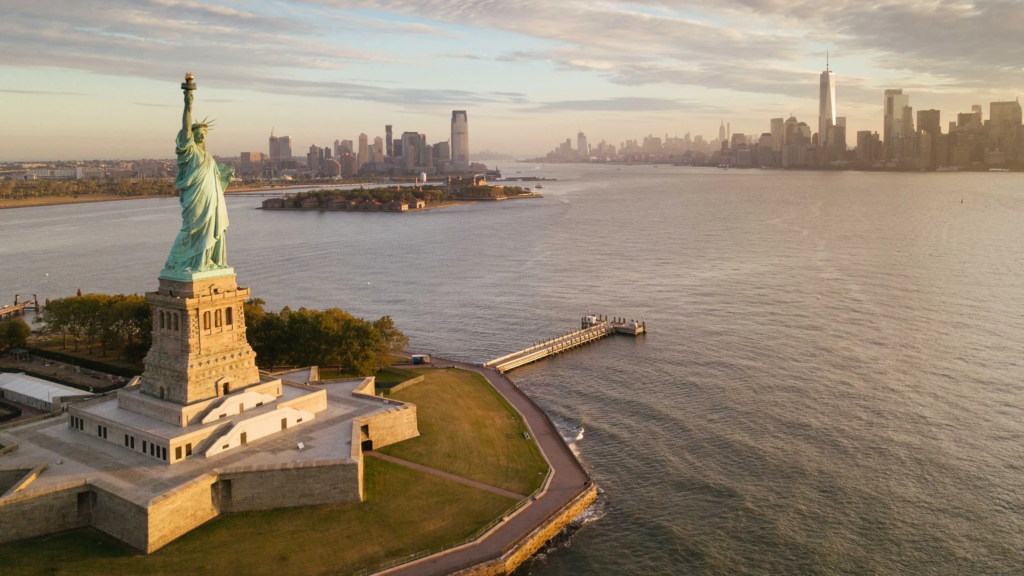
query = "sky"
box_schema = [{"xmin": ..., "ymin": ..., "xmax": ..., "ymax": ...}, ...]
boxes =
[{"xmin": 2, "ymin": 0, "xmax": 1023, "ymax": 161}]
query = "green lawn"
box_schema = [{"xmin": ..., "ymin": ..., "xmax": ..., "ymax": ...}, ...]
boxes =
[
  {"xmin": 0, "ymin": 457, "xmax": 516, "ymax": 576},
  {"xmin": 373, "ymin": 367, "xmax": 419, "ymax": 386},
  {"xmin": 319, "ymin": 365, "xmax": 417, "ymax": 384},
  {"xmin": 379, "ymin": 368, "xmax": 549, "ymax": 496}
]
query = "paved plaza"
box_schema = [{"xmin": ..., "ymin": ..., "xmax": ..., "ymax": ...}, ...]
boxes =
[{"xmin": 0, "ymin": 379, "xmax": 384, "ymax": 503}]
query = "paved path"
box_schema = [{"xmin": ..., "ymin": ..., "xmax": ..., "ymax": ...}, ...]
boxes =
[
  {"xmin": 380, "ymin": 360, "xmax": 590, "ymax": 576},
  {"xmin": 366, "ymin": 452, "xmax": 526, "ymax": 500}
]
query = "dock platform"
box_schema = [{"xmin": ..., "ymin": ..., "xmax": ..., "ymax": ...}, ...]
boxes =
[
  {"xmin": 485, "ymin": 315, "xmax": 646, "ymax": 373},
  {"xmin": 0, "ymin": 295, "xmax": 39, "ymax": 319}
]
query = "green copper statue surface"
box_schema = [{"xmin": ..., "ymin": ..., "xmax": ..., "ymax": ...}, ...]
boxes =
[{"xmin": 162, "ymin": 72, "xmax": 235, "ymax": 281}]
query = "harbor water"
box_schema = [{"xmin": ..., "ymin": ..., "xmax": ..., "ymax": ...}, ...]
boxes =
[{"xmin": 2, "ymin": 165, "xmax": 1023, "ymax": 574}]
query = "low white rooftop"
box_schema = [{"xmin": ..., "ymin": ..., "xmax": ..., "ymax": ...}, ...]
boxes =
[{"xmin": 0, "ymin": 372, "xmax": 92, "ymax": 402}]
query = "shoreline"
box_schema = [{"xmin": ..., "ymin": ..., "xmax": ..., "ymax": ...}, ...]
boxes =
[
  {"xmin": 0, "ymin": 194, "xmax": 177, "ymax": 211},
  {"xmin": 378, "ymin": 357, "xmax": 595, "ymax": 576},
  {"xmin": 0, "ymin": 182, "xmax": 425, "ymax": 211},
  {"xmin": 260, "ymin": 200, "xmax": 475, "ymax": 213},
  {"xmin": 225, "ymin": 182, "xmax": 404, "ymax": 193}
]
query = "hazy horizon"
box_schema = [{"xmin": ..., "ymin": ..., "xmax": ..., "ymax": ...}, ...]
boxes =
[{"xmin": 2, "ymin": 0, "xmax": 1023, "ymax": 161}]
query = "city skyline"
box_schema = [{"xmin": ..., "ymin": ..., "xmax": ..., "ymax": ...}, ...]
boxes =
[{"xmin": 3, "ymin": 1, "xmax": 1024, "ymax": 161}]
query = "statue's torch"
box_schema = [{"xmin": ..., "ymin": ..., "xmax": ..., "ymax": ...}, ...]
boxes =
[{"xmin": 181, "ymin": 72, "xmax": 196, "ymax": 92}]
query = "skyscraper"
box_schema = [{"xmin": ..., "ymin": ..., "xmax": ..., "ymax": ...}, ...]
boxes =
[
  {"xmin": 401, "ymin": 132, "xmax": 419, "ymax": 170},
  {"xmin": 358, "ymin": 133, "xmax": 369, "ymax": 167},
  {"xmin": 307, "ymin": 144, "xmax": 321, "ymax": 173},
  {"xmin": 385, "ymin": 125, "xmax": 393, "ymax": 157},
  {"xmin": 819, "ymin": 56, "xmax": 836, "ymax": 148},
  {"xmin": 884, "ymin": 89, "xmax": 910, "ymax": 143},
  {"xmin": 719, "ymin": 120, "xmax": 726, "ymax": 145},
  {"xmin": 451, "ymin": 111, "xmax": 469, "ymax": 170},
  {"xmin": 279, "ymin": 136, "xmax": 292, "ymax": 160},
  {"xmin": 990, "ymin": 100, "xmax": 1022, "ymax": 125},
  {"xmin": 770, "ymin": 118, "xmax": 784, "ymax": 152},
  {"xmin": 269, "ymin": 131, "xmax": 291, "ymax": 161},
  {"xmin": 373, "ymin": 136, "xmax": 384, "ymax": 162},
  {"xmin": 418, "ymin": 134, "xmax": 429, "ymax": 167},
  {"xmin": 577, "ymin": 131, "xmax": 588, "ymax": 158},
  {"xmin": 433, "ymin": 141, "xmax": 451, "ymax": 162},
  {"xmin": 917, "ymin": 109, "xmax": 941, "ymax": 136},
  {"xmin": 989, "ymin": 100, "xmax": 1022, "ymax": 161}
]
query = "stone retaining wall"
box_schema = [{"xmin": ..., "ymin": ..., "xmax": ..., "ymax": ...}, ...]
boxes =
[
  {"xmin": 448, "ymin": 484, "xmax": 598, "ymax": 576},
  {"xmin": 502, "ymin": 485, "xmax": 597, "ymax": 571},
  {"xmin": 385, "ymin": 375, "xmax": 424, "ymax": 395},
  {"xmin": 218, "ymin": 459, "xmax": 361, "ymax": 513},
  {"xmin": 0, "ymin": 481, "xmax": 89, "ymax": 544},
  {"xmin": 145, "ymin": 474, "xmax": 220, "ymax": 552},
  {"xmin": 0, "ymin": 457, "xmax": 364, "ymax": 553}
]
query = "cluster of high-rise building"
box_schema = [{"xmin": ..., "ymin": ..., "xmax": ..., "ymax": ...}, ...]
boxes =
[
  {"xmin": 538, "ymin": 57, "xmax": 1023, "ymax": 171},
  {"xmin": 859, "ymin": 94, "xmax": 1022, "ymax": 169},
  {"xmin": 238, "ymin": 111, "xmax": 482, "ymax": 180}
]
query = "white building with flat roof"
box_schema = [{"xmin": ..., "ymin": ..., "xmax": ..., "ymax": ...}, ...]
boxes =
[{"xmin": 0, "ymin": 372, "xmax": 93, "ymax": 412}]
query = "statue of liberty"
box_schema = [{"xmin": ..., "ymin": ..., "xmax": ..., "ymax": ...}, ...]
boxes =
[{"xmin": 162, "ymin": 73, "xmax": 235, "ymax": 280}]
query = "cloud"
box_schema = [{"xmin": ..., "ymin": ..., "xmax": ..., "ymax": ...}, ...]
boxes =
[
  {"xmin": 0, "ymin": 88, "xmax": 86, "ymax": 95},
  {"xmin": 4, "ymin": 0, "xmax": 1022, "ymax": 126},
  {"xmin": 304, "ymin": 0, "xmax": 1024, "ymax": 103},
  {"xmin": 439, "ymin": 52, "xmax": 487, "ymax": 60},
  {"xmin": 527, "ymin": 97, "xmax": 725, "ymax": 113},
  {"xmin": 0, "ymin": 0, "xmax": 507, "ymax": 107}
]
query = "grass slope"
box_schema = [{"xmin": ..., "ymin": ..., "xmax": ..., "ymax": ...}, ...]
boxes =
[
  {"xmin": 380, "ymin": 368, "xmax": 549, "ymax": 496},
  {"xmin": 0, "ymin": 457, "xmax": 515, "ymax": 576}
]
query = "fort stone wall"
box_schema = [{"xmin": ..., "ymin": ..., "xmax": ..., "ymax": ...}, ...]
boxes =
[
  {"xmin": 0, "ymin": 481, "xmax": 89, "ymax": 544},
  {"xmin": 218, "ymin": 459, "xmax": 362, "ymax": 513},
  {"xmin": 146, "ymin": 474, "xmax": 220, "ymax": 553}
]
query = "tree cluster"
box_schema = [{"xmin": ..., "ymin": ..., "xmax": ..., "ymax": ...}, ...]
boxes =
[
  {"xmin": 35, "ymin": 294, "xmax": 152, "ymax": 361},
  {"xmin": 0, "ymin": 317, "xmax": 30, "ymax": 350},
  {"xmin": 289, "ymin": 186, "xmax": 446, "ymax": 208},
  {"xmin": 244, "ymin": 299, "xmax": 409, "ymax": 375},
  {"xmin": 452, "ymin": 185, "xmax": 530, "ymax": 199},
  {"xmin": 0, "ymin": 179, "xmax": 176, "ymax": 201}
]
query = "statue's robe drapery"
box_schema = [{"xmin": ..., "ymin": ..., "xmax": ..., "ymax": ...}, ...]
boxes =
[{"xmin": 164, "ymin": 129, "xmax": 233, "ymax": 274}]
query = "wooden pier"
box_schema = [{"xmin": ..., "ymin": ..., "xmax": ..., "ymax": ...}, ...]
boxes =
[
  {"xmin": 0, "ymin": 295, "xmax": 40, "ymax": 319},
  {"xmin": 485, "ymin": 315, "xmax": 646, "ymax": 373}
]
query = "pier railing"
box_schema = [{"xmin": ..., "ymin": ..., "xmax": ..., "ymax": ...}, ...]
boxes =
[{"xmin": 485, "ymin": 323, "xmax": 615, "ymax": 372}]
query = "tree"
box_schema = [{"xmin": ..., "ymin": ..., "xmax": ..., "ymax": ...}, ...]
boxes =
[
  {"xmin": 0, "ymin": 318, "xmax": 31, "ymax": 350},
  {"xmin": 78, "ymin": 293, "xmax": 111, "ymax": 354},
  {"xmin": 245, "ymin": 299, "xmax": 290, "ymax": 369},
  {"xmin": 372, "ymin": 316, "xmax": 409, "ymax": 368},
  {"xmin": 35, "ymin": 293, "xmax": 152, "ymax": 360},
  {"xmin": 242, "ymin": 301, "xmax": 406, "ymax": 375},
  {"xmin": 35, "ymin": 297, "xmax": 73, "ymax": 348}
]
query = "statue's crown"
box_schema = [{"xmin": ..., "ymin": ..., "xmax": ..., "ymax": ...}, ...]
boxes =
[{"xmin": 191, "ymin": 116, "xmax": 216, "ymax": 131}]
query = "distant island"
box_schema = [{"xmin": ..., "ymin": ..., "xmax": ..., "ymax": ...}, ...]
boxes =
[{"xmin": 260, "ymin": 179, "xmax": 541, "ymax": 213}]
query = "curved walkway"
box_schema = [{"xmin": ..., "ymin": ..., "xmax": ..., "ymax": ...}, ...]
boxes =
[{"xmin": 380, "ymin": 361, "xmax": 590, "ymax": 576}]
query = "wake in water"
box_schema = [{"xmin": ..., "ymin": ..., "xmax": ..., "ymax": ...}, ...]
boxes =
[{"xmin": 554, "ymin": 419, "xmax": 585, "ymax": 458}]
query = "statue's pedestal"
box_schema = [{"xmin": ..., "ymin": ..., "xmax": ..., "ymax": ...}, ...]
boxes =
[
  {"xmin": 139, "ymin": 272, "xmax": 261, "ymax": 407},
  {"xmin": 158, "ymin": 266, "xmax": 235, "ymax": 283}
]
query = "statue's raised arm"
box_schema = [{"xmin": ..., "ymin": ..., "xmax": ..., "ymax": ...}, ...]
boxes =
[
  {"xmin": 161, "ymin": 72, "xmax": 233, "ymax": 281},
  {"xmin": 181, "ymin": 72, "xmax": 195, "ymax": 140}
]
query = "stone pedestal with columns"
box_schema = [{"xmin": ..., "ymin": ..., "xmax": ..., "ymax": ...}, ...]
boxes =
[{"xmin": 139, "ymin": 270, "xmax": 261, "ymax": 406}]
